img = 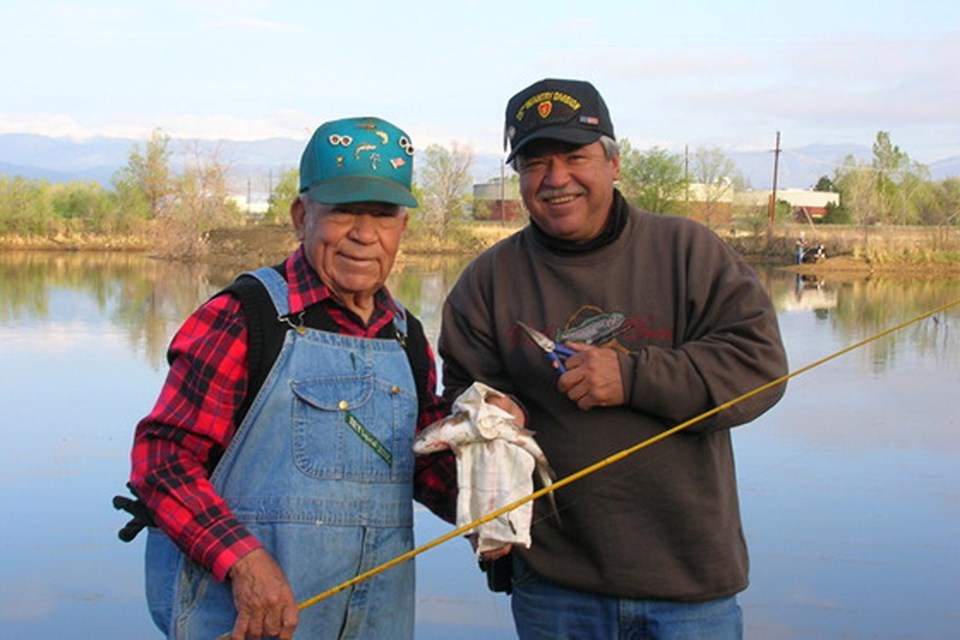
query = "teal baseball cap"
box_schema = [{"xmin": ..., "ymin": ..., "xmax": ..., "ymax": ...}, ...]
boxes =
[{"xmin": 299, "ymin": 116, "xmax": 418, "ymax": 208}]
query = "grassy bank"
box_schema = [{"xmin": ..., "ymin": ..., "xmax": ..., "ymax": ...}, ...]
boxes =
[
  {"xmin": 727, "ymin": 223, "xmax": 960, "ymax": 274},
  {"xmin": 3, "ymin": 220, "xmax": 960, "ymax": 273}
]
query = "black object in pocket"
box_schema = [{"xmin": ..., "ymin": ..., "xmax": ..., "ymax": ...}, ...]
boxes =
[{"xmin": 479, "ymin": 554, "xmax": 513, "ymax": 594}]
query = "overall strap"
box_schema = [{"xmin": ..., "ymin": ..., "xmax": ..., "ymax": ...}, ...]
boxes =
[
  {"xmin": 244, "ymin": 265, "xmax": 290, "ymax": 316},
  {"xmin": 390, "ymin": 299, "xmax": 433, "ymax": 409}
]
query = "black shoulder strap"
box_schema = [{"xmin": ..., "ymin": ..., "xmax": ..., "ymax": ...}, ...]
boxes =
[
  {"xmin": 398, "ymin": 310, "xmax": 432, "ymax": 410},
  {"xmin": 219, "ymin": 265, "xmax": 288, "ymax": 425}
]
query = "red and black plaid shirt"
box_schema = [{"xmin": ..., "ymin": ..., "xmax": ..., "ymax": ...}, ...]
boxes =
[{"xmin": 130, "ymin": 247, "xmax": 456, "ymax": 581}]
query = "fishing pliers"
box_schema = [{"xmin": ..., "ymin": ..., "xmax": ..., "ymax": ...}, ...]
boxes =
[{"xmin": 517, "ymin": 322, "xmax": 577, "ymax": 374}]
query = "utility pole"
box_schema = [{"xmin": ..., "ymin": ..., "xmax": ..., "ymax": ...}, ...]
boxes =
[{"xmin": 766, "ymin": 130, "xmax": 781, "ymax": 243}]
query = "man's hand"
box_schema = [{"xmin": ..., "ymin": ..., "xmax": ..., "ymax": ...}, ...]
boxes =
[
  {"xmin": 228, "ymin": 549, "xmax": 299, "ymax": 640},
  {"xmin": 468, "ymin": 533, "xmax": 513, "ymax": 562},
  {"xmin": 557, "ymin": 343, "xmax": 625, "ymax": 410}
]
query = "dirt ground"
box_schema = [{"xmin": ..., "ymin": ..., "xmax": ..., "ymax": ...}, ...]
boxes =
[
  {"xmin": 204, "ymin": 224, "xmax": 299, "ymax": 268},
  {"xmin": 203, "ymin": 224, "xmax": 960, "ymax": 279},
  {"xmin": 9, "ymin": 222, "xmax": 956, "ymax": 279}
]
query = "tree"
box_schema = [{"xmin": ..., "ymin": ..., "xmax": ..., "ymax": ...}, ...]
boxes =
[
  {"xmin": 690, "ymin": 147, "xmax": 743, "ymax": 227},
  {"xmin": 830, "ymin": 132, "xmax": 938, "ymax": 227},
  {"xmin": 51, "ymin": 181, "xmax": 119, "ymax": 233},
  {"xmin": 871, "ymin": 131, "xmax": 930, "ymax": 224},
  {"xmin": 158, "ymin": 143, "xmax": 239, "ymax": 258},
  {"xmin": 417, "ymin": 143, "xmax": 474, "ymax": 237},
  {"xmin": 0, "ymin": 176, "xmax": 54, "ymax": 235},
  {"xmin": 834, "ymin": 155, "xmax": 878, "ymax": 229},
  {"xmin": 928, "ymin": 177, "xmax": 960, "ymax": 236},
  {"xmin": 617, "ymin": 140, "xmax": 688, "ymax": 215},
  {"xmin": 266, "ymin": 168, "xmax": 299, "ymax": 223},
  {"xmin": 112, "ymin": 128, "xmax": 173, "ymax": 220},
  {"xmin": 814, "ymin": 175, "xmax": 836, "ymax": 192}
]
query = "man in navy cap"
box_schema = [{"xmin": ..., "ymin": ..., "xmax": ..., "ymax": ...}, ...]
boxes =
[
  {"xmin": 439, "ymin": 79, "xmax": 789, "ymax": 639},
  {"xmin": 120, "ymin": 116, "xmax": 521, "ymax": 639}
]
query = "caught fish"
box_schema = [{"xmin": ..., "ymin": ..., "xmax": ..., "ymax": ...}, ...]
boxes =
[
  {"xmin": 413, "ymin": 388, "xmax": 560, "ymax": 534},
  {"xmin": 414, "ymin": 410, "xmax": 557, "ymax": 488}
]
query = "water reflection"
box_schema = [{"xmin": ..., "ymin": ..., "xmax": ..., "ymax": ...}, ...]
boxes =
[{"xmin": 0, "ymin": 251, "xmax": 957, "ymax": 639}]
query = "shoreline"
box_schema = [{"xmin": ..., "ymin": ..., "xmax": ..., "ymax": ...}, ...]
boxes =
[{"xmin": 3, "ymin": 222, "xmax": 959, "ymax": 276}]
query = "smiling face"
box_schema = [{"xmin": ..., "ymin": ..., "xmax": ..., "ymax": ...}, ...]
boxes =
[
  {"xmin": 291, "ymin": 196, "xmax": 408, "ymax": 321},
  {"xmin": 515, "ymin": 139, "xmax": 620, "ymax": 243}
]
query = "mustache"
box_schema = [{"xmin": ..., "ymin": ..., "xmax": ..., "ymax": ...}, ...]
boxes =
[{"xmin": 536, "ymin": 188, "xmax": 585, "ymax": 201}]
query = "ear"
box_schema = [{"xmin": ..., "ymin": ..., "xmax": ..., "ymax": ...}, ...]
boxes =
[
  {"xmin": 290, "ymin": 196, "xmax": 306, "ymax": 241},
  {"xmin": 610, "ymin": 153, "xmax": 621, "ymax": 182}
]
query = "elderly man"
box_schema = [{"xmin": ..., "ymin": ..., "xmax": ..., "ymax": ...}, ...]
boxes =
[
  {"xmin": 121, "ymin": 117, "xmax": 481, "ymax": 639},
  {"xmin": 439, "ymin": 79, "xmax": 789, "ymax": 639}
]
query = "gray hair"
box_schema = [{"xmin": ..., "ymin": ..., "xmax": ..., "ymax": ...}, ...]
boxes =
[
  {"xmin": 511, "ymin": 135, "xmax": 620, "ymax": 172},
  {"xmin": 598, "ymin": 135, "xmax": 620, "ymax": 160}
]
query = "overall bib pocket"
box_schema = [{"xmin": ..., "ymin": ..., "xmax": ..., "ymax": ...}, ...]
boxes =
[{"xmin": 291, "ymin": 374, "xmax": 415, "ymax": 482}]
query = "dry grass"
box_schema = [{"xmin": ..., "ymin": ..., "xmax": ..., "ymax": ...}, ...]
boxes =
[
  {"xmin": 401, "ymin": 221, "xmax": 524, "ymax": 255},
  {"xmin": 3, "ymin": 221, "xmax": 959, "ymax": 271},
  {"xmin": 0, "ymin": 232, "xmax": 152, "ymax": 251}
]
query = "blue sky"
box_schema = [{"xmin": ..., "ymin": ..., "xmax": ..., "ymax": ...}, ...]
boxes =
[{"xmin": 2, "ymin": 0, "xmax": 957, "ymax": 164}]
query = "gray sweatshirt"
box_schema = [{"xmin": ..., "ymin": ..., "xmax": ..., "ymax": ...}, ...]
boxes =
[{"xmin": 439, "ymin": 200, "xmax": 788, "ymax": 601}]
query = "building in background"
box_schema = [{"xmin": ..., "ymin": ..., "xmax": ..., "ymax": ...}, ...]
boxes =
[
  {"xmin": 735, "ymin": 189, "xmax": 839, "ymax": 223},
  {"xmin": 472, "ymin": 179, "xmax": 523, "ymax": 221},
  {"xmin": 469, "ymin": 177, "xmax": 839, "ymax": 227}
]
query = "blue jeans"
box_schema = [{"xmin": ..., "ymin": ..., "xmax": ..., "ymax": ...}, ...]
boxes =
[{"xmin": 511, "ymin": 557, "xmax": 742, "ymax": 640}]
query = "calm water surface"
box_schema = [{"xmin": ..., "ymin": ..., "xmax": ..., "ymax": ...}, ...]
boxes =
[{"xmin": 1, "ymin": 251, "xmax": 957, "ymax": 639}]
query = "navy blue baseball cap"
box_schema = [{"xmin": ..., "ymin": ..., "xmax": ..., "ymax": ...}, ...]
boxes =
[{"xmin": 504, "ymin": 78, "xmax": 615, "ymax": 162}]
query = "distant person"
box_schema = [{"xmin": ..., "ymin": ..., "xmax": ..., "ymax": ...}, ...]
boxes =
[
  {"xmin": 439, "ymin": 78, "xmax": 789, "ymax": 639},
  {"xmin": 115, "ymin": 116, "xmax": 520, "ymax": 639}
]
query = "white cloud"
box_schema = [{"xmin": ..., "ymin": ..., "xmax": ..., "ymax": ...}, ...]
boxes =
[{"xmin": 0, "ymin": 111, "xmax": 312, "ymax": 142}]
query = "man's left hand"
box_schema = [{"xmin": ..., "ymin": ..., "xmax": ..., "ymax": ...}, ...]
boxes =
[{"xmin": 468, "ymin": 533, "xmax": 513, "ymax": 562}]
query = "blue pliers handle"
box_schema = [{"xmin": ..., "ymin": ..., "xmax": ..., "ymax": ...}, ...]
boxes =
[
  {"xmin": 544, "ymin": 344, "xmax": 576, "ymax": 373},
  {"xmin": 517, "ymin": 322, "xmax": 576, "ymax": 373}
]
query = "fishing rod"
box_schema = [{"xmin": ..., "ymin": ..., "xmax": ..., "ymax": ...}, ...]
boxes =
[{"xmin": 215, "ymin": 297, "xmax": 959, "ymax": 637}]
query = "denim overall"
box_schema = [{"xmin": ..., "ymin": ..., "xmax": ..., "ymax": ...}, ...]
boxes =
[{"xmin": 145, "ymin": 267, "xmax": 418, "ymax": 639}]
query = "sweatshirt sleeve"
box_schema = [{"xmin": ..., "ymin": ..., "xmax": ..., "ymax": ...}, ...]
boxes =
[
  {"xmin": 439, "ymin": 260, "xmax": 519, "ymax": 404},
  {"xmin": 623, "ymin": 226, "xmax": 788, "ymax": 432}
]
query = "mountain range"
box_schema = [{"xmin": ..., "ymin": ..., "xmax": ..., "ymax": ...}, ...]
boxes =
[{"xmin": 2, "ymin": 133, "xmax": 958, "ymax": 197}]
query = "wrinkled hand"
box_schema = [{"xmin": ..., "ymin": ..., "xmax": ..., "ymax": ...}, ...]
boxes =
[
  {"xmin": 228, "ymin": 549, "xmax": 299, "ymax": 640},
  {"xmin": 557, "ymin": 343, "xmax": 625, "ymax": 410},
  {"xmin": 484, "ymin": 393, "xmax": 526, "ymax": 429}
]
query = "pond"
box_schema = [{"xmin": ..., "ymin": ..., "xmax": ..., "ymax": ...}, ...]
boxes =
[{"xmin": 0, "ymin": 251, "xmax": 957, "ymax": 639}]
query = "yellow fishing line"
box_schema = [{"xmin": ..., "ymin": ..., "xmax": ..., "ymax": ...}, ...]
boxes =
[{"xmin": 216, "ymin": 298, "xmax": 959, "ymax": 635}]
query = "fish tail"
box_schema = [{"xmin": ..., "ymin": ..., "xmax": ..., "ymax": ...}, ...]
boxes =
[{"xmin": 535, "ymin": 467, "xmax": 562, "ymax": 526}]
